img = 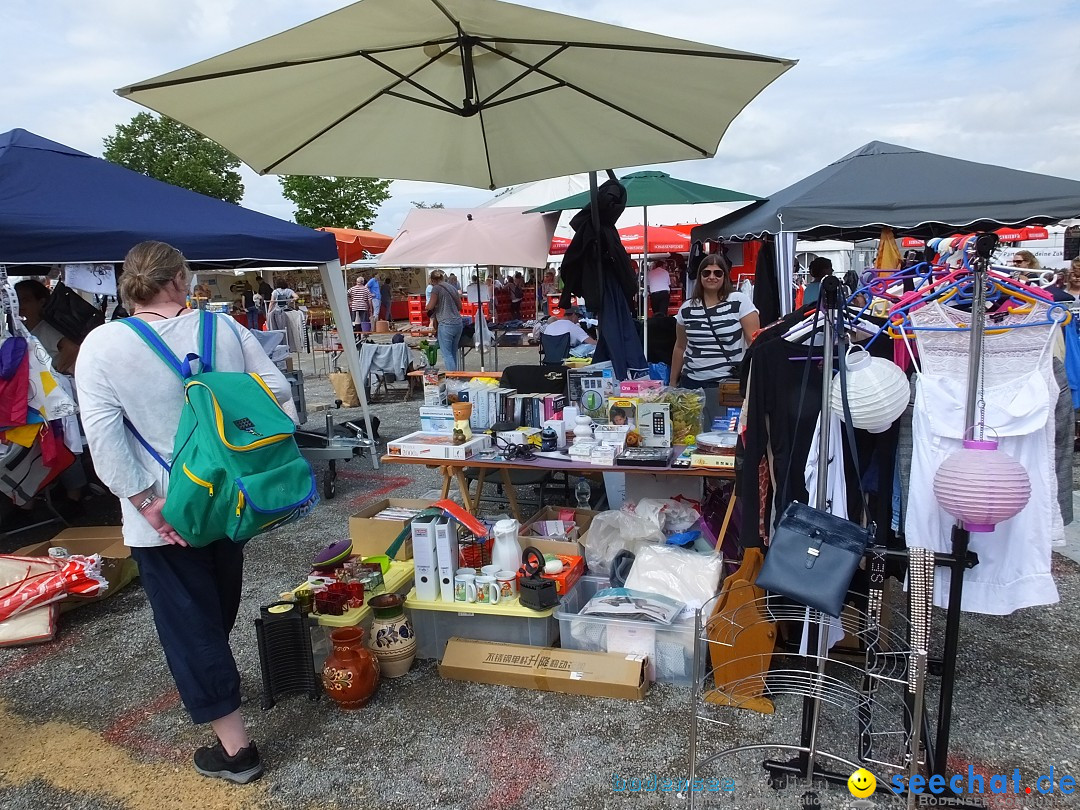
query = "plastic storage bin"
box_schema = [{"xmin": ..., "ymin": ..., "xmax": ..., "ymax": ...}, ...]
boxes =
[
  {"xmin": 407, "ymin": 579, "xmax": 584, "ymax": 660},
  {"xmin": 554, "ymin": 576, "xmax": 698, "ymax": 685}
]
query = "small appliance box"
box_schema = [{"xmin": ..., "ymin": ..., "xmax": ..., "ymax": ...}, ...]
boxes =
[
  {"xmin": 419, "ymin": 406, "xmax": 455, "ymax": 434},
  {"xmin": 636, "ymin": 402, "xmax": 672, "ymax": 447},
  {"xmin": 411, "ymin": 515, "xmax": 441, "ymax": 601},
  {"xmin": 434, "ymin": 519, "xmax": 459, "ymax": 603},
  {"xmin": 387, "ymin": 431, "xmax": 492, "ymax": 460},
  {"xmin": 439, "ymin": 638, "xmax": 648, "ymax": 700},
  {"xmin": 566, "ymin": 362, "xmax": 616, "ymax": 422}
]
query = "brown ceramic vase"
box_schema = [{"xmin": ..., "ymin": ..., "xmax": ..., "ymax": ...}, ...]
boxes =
[{"xmin": 321, "ymin": 626, "xmax": 380, "ymax": 709}]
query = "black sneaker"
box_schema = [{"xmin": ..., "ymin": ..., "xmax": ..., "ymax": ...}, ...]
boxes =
[{"xmin": 193, "ymin": 741, "xmax": 264, "ymax": 784}]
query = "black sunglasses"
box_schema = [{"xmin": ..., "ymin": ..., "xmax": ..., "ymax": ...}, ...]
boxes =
[{"xmin": 699, "ymin": 267, "xmax": 727, "ymax": 278}]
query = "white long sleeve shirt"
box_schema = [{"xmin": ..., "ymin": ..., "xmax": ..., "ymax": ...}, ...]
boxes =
[{"xmin": 75, "ymin": 311, "xmax": 295, "ymax": 547}]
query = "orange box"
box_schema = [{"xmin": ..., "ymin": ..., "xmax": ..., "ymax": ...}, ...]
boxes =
[{"xmin": 516, "ymin": 554, "xmax": 584, "ymax": 596}]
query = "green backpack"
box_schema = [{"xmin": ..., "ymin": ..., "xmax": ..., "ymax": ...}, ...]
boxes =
[{"xmin": 123, "ymin": 310, "xmax": 317, "ymax": 546}]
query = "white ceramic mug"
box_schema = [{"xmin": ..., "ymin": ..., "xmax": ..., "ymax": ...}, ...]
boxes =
[
  {"xmin": 456, "ymin": 566, "xmax": 477, "ymax": 577},
  {"xmin": 496, "ymin": 570, "xmax": 518, "ymax": 600},
  {"xmin": 480, "ymin": 564, "xmax": 500, "ymax": 578},
  {"xmin": 475, "ymin": 575, "xmax": 501, "ymax": 604},
  {"xmin": 454, "ymin": 573, "xmax": 477, "ymax": 603}
]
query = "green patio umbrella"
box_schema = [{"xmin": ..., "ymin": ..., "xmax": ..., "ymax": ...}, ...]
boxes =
[
  {"xmin": 530, "ymin": 170, "xmax": 763, "ymax": 348},
  {"xmin": 528, "ymin": 170, "xmax": 762, "ymax": 212}
]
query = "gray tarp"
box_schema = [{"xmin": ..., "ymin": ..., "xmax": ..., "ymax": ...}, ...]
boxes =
[{"xmin": 692, "ymin": 141, "xmax": 1080, "ymax": 242}]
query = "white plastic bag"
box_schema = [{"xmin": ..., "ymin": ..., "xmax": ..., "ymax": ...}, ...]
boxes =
[
  {"xmin": 623, "ymin": 544, "xmax": 724, "ymax": 610},
  {"xmin": 582, "ymin": 511, "xmax": 665, "ymax": 575},
  {"xmin": 625, "ymin": 498, "xmax": 701, "ymax": 533}
]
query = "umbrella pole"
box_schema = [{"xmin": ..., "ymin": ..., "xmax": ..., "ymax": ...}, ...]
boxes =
[
  {"xmin": 642, "ymin": 207, "xmax": 650, "ymax": 354},
  {"xmin": 476, "ymin": 264, "xmax": 486, "ymax": 372}
]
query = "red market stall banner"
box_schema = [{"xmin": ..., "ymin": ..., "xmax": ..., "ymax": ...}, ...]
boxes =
[
  {"xmin": 549, "ymin": 226, "xmax": 690, "ymax": 256},
  {"xmin": 901, "ymin": 226, "xmax": 1050, "ymax": 249}
]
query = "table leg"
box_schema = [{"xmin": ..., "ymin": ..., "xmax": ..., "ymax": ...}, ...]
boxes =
[
  {"xmin": 474, "ymin": 468, "xmax": 488, "ymax": 511},
  {"xmin": 499, "ymin": 467, "xmax": 522, "ymax": 521},
  {"xmin": 453, "ymin": 468, "xmax": 475, "ymax": 513},
  {"xmin": 439, "ymin": 467, "xmax": 452, "ymax": 501}
]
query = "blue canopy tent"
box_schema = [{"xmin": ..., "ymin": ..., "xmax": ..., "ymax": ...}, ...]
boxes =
[{"xmin": 0, "ymin": 128, "xmax": 374, "ymax": 441}]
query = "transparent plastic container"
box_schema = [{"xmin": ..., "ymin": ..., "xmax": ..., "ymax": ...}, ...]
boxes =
[{"xmin": 554, "ymin": 576, "xmax": 699, "ymax": 685}]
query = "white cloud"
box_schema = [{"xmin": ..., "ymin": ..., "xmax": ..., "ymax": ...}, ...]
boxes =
[{"xmin": 3, "ymin": 0, "xmax": 1079, "ymax": 237}]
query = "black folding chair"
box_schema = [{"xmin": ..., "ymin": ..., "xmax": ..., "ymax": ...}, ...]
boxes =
[{"xmin": 538, "ymin": 332, "xmax": 571, "ymax": 366}]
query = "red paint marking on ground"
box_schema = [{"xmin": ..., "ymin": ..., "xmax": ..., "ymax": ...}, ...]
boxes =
[
  {"xmin": 0, "ymin": 627, "xmax": 81, "ymax": 680},
  {"xmin": 103, "ymin": 689, "xmax": 184, "ymax": 762},
  {"xmin": 946, "ymin": 754, "xmax": 1012, "ymax": 810},
  {"xmin": 334, "ymin": 471, "xmax": 416, "ymax": 510},
  {"xmin": 469, "ymin": 718, "xmax": 555, "ymax": 810}
]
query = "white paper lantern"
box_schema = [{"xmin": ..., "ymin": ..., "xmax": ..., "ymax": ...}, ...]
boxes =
[
  {"xmin": 932, "ymin": 439, "xmax": 1031, "ymax": 532},
  {"xmin": 830, "ymin": 347, "xmax": 910, "ymax": 433}
]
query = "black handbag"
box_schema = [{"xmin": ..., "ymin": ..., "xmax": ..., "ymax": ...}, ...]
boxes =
[
  {"xmin": 42, "ymin": 281, "xmax": 105, "ymax": 344},
  {"xmin": 755, "ymin": 304, "xmax": 875, "ymax": 617}
]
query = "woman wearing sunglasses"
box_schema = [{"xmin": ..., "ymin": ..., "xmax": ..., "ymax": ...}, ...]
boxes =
[{"xmin": 670, "ymin": 254, "xmax": 759, "ymax": 430}]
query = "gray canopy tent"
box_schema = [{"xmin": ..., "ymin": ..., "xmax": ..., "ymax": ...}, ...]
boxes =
[{"xmin": 692, "ymin": 141, "xmax": 1080, "ymax": 312}]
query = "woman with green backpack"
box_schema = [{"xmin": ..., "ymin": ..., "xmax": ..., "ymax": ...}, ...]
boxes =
[{"xmin": 76, "ymin": 241, "xmax": 303, "ymax": 785}]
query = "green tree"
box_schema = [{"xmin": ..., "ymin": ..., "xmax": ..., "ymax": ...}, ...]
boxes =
[
  {"xmin": 280, "ymin": 176, "xmax": 392, "ymax": 229},
  {"xmin": 102, "ymin": 112, "xmax": 244, "ymax": 203},
  {"xmin": 411, "ymin": 200, "xmax": 445, "ymax": 209}
]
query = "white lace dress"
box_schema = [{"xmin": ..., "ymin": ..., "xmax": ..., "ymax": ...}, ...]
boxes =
[{"xmin": 903, "ymin": 300, "xmax": 1061, "ymax": 614}]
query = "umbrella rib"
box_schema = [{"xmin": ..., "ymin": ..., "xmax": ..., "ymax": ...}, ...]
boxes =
[
  {"xmin": 117, "ymin": 40, "xmax": 463, "ymax": 94},
  {"xmin": 262, "ymin": 47, "xmax": 467, "ymax": 173},
  {"xmin": 473, "ymin": 37, "xmax": 793, "ymax": 67},
  {"xmin": 489, "ymin": 45, "xmax": 714, "ymax": 157},
  {"xmin": 474, "ymin": 42, "xmax": 568, "ymax": 108}
]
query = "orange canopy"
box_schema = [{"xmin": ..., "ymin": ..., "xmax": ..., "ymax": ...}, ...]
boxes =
[{"xmin": 318, "ymin": 227, "xmax": 394, "ymax": 264}]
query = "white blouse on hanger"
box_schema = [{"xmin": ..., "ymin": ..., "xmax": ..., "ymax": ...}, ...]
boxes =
[{"xmin": 903, "ymin": 299, "xmax": 1061, "ymax": 615}]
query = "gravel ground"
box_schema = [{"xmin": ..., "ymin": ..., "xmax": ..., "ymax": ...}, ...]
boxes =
[{"xmin": 0, "ymin": 344, "xmax": 1077, "ymax": 810}]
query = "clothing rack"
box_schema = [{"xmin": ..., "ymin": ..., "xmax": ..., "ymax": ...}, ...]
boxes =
[{"xmin": 758, "ymin": 268, "xmax": 984, "ymax": 802}]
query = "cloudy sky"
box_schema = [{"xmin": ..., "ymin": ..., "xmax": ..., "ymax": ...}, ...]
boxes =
[{"xmin": 6, "ymin": 0, "xmax": 1080, "ymax": 236}]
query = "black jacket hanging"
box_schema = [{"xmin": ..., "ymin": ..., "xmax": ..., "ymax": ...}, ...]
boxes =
[
  {"xmin": 753, "ymin": 239, "xmax": 780, "ymax": 327},
  {"xmin": 559, "ymin": 178, "xmax": 636, "ymax": 314}
]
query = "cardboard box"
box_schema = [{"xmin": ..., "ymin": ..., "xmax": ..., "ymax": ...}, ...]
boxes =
[
  {"xmin": 348, "ymin": 498, "xmax": 435, "ymax": 560},
  {"xmin": 14, "ymin": 526, "xmax": 138, "ymax": 612},
  {"xmin": 439, "ymin": 638, "xmax": 648, "ymax": 700},
  {"xmin": 520, "ymin": 507, "xmax": 600, "ymax": 558}
]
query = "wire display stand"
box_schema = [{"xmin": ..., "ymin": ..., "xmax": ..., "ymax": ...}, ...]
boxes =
[{"xmin": 688, "ymin": 574, "xmax": 931, "ymax": 808}]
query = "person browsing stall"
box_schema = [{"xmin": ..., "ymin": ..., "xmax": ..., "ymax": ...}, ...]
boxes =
[
  {"xmin": 802, "ymin": 256, "xmax": 832, "ymax": 306},
  {"xmin": 75, "ymin": 241, "xmax": 298, "ymax": 785},
  {"xmin": 670, "ymin": 253, "xmax": 759, "ymax": 429},
  {"xmin": 542, "ymin": 306, "xmax": 596, "ymax": 357},
  {"xmin": 347, "ymin": 275, "xmax": 372, "ymax": 325},
  {"xmin": 647, "ymin": 260, "xmax": 671, "ymax": 315},
  {"xmin": 426, "ymin": 269, "xmax": 464, "ymax": 371},
  {"xmin": 14, "ymin": 279, "xmax": 79, "ymax": 375},
  {"xmin": 365, "ymin": 273, "xmax": 381, "ymax": 322}
]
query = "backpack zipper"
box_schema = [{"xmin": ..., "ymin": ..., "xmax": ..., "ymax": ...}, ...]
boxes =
[{"xmin": 182, "ymin": 464, "xmax": 214, "ymax": 496}]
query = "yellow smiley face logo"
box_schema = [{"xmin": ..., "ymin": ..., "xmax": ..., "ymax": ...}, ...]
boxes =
[{"xmin": 848, "ymin": 768, "xmax": 877, "ymax": 798}]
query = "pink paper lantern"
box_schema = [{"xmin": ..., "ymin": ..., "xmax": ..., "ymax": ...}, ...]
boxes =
[{"xmin": 932, "ymin": 439, "xmax": 1031, "ymax": 532}]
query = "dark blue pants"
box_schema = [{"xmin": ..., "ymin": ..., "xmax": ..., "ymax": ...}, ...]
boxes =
[{"xmin": 131, "ymin": 541, "xmax": 245, "ymax": 724}]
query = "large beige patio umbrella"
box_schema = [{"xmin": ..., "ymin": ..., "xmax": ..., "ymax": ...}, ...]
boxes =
[
  {"xmin": 116, "ymin": 0, "xmax": 795, "ymax": 191},
  {"xmin": 117, "ymin": 0, "xmax": 793, "ymax": 398}
]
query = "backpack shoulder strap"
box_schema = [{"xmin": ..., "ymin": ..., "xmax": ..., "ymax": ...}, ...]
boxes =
[
  {"xmin": 198, "ymin": 309, "xmax": 217, "ymax": 373},
  {"xmin": 120, "ymin": 317, "xmax": 188, "ymax": 380},
  {"xmin": 121, "ymin": 314, "xmax": 208, "ymax": 380}
]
